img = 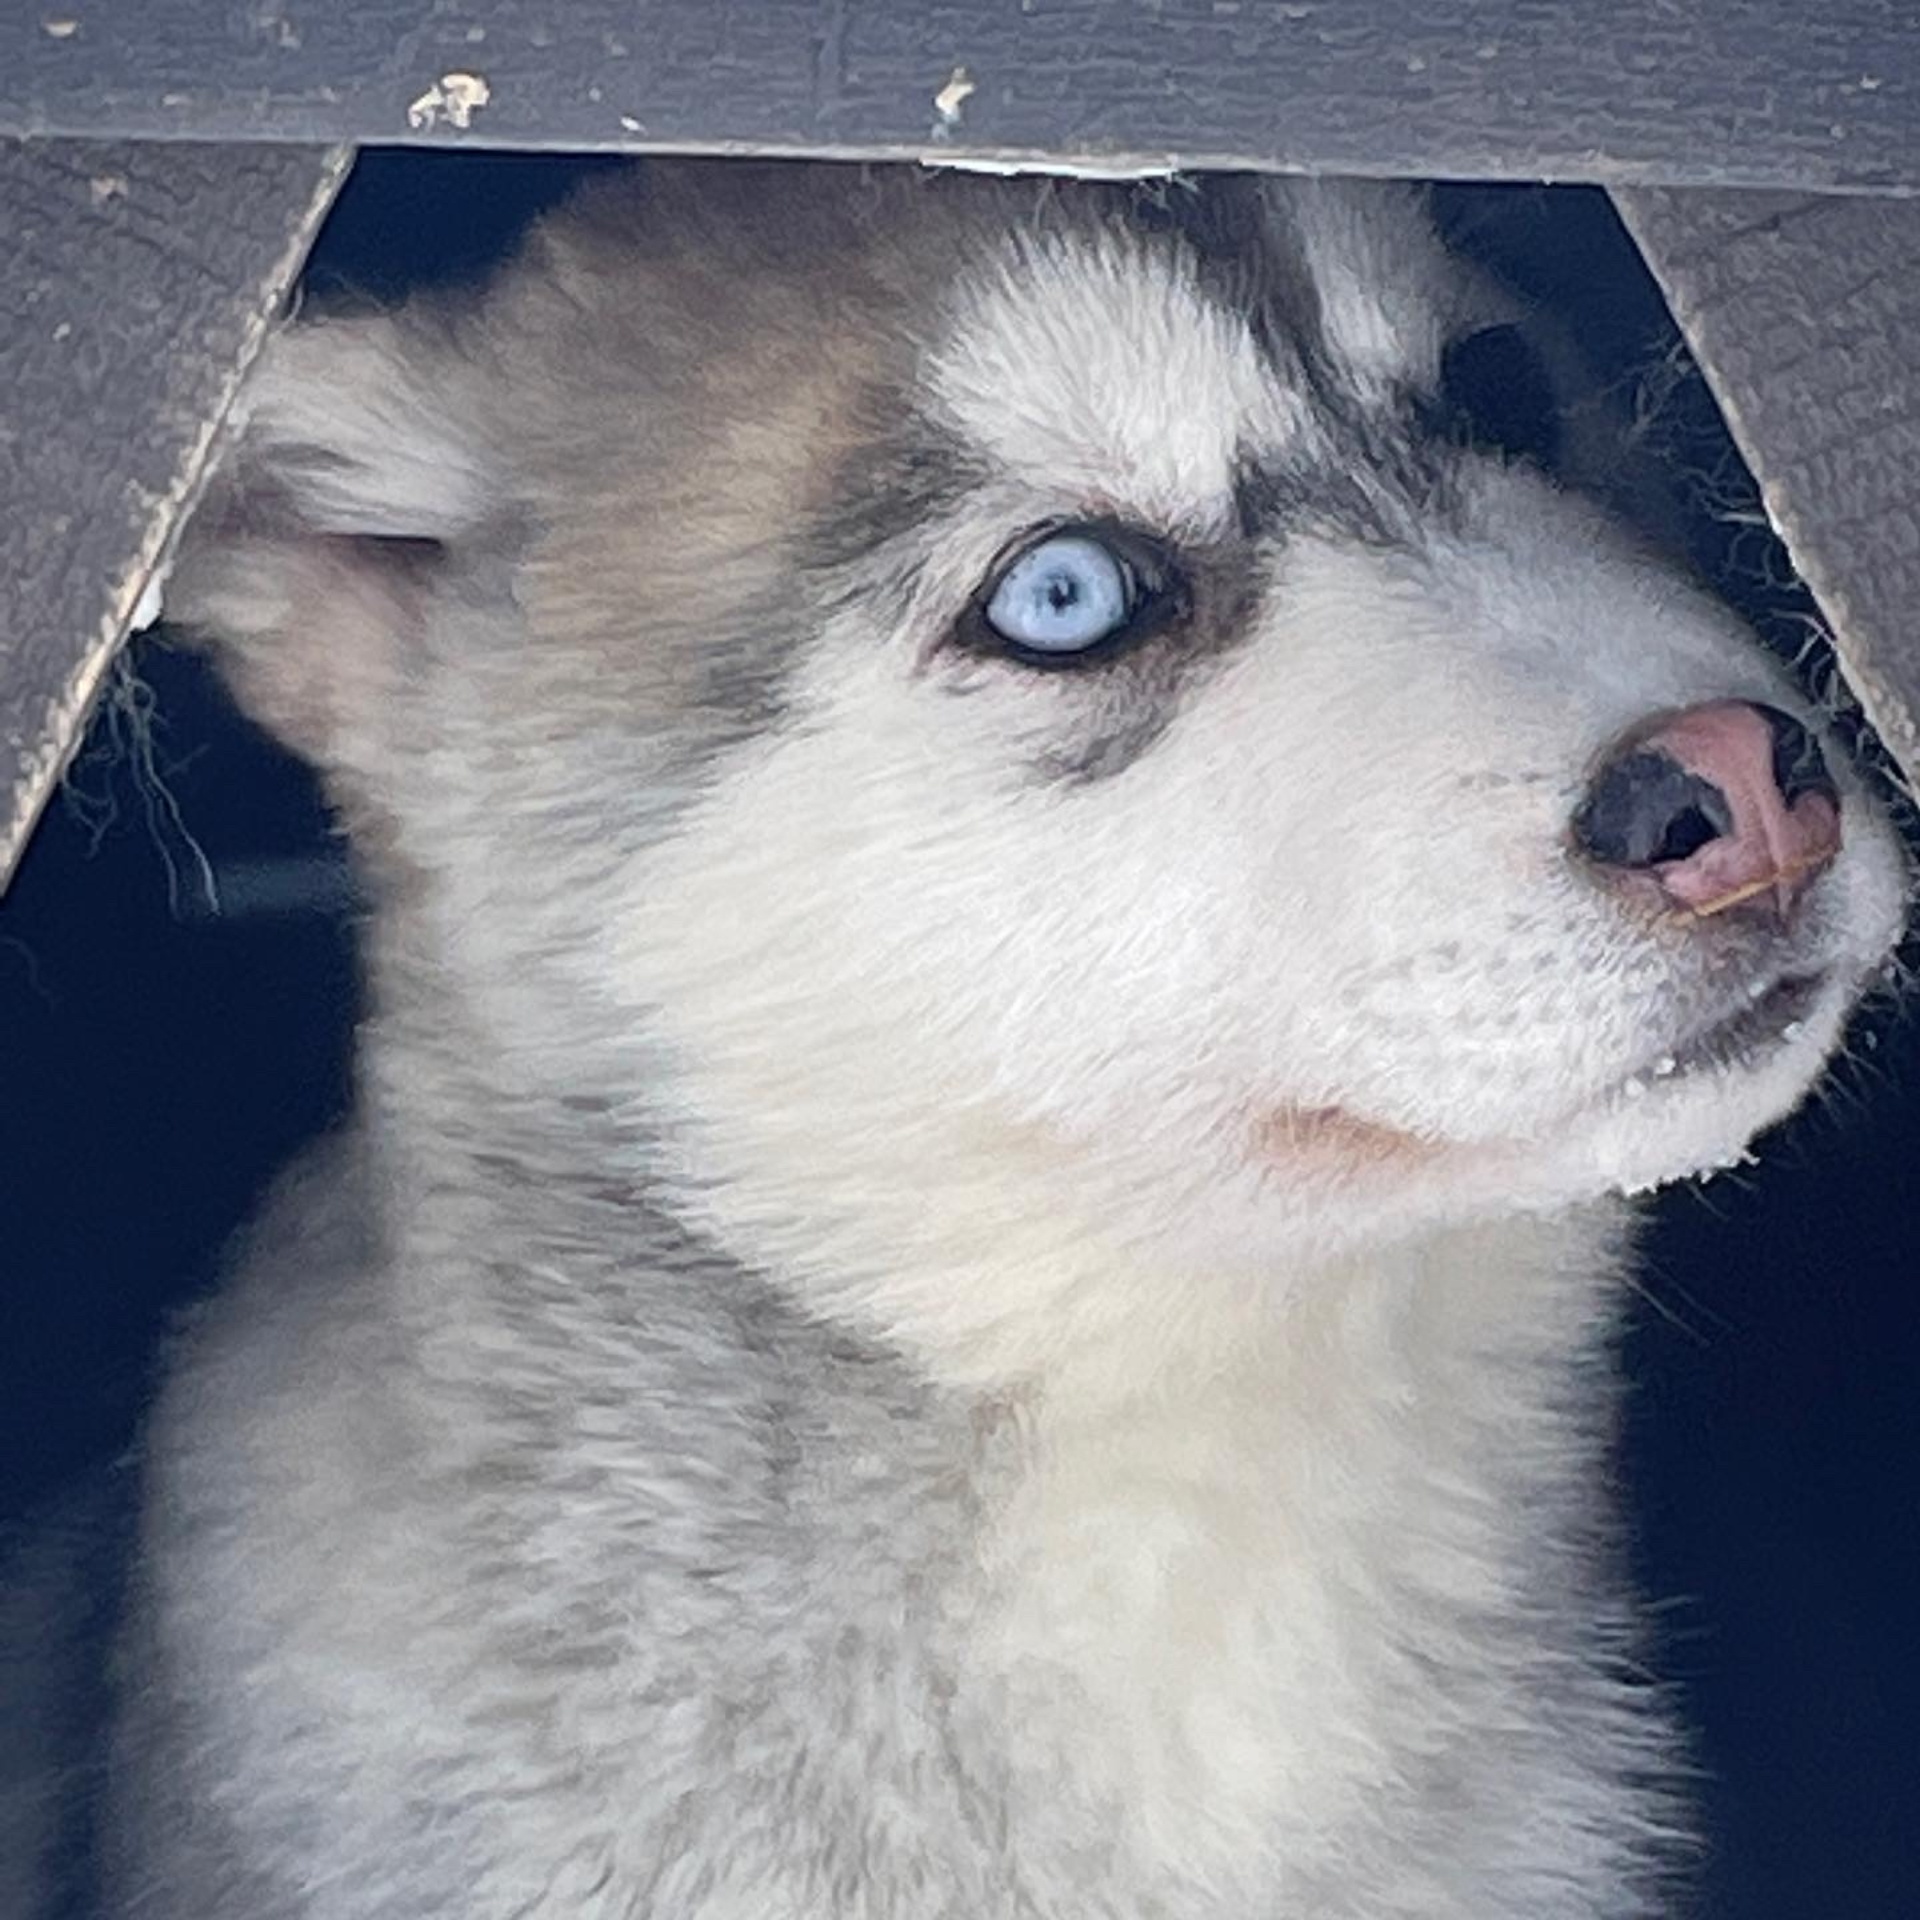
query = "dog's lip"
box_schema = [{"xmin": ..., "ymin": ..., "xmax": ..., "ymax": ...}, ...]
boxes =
[
  {"xmin": 1252, "ymin": 968, "xmax": 1837, "ymax": 1170},
  {"xmin": 1619, "ymin": 968, "xmax": 1831, "ymax": 1093}
]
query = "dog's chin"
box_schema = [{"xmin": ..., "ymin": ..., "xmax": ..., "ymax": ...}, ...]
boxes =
[
  {"xmin": 1557, "ymin": 979, "xmax": 1852, "ymax": 1200},
  {"xmin": 1246, "ymin": 965, "xmax": 1859, "ymax": 1228},
  {"xmin": 1464, "ymin": 964, "xmax": 1858, "ymax": 1209}
]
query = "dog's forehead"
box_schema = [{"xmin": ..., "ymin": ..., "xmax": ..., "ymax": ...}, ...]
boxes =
[
  {"xmin": 920, "ymin": 181, "xmax": 1454, "ymax": 528},
  {"xmin": 927, "ymin": 233, "xmax": 1287, "ymax": 529}
]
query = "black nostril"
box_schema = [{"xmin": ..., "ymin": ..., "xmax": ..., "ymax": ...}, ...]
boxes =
[
  {"xmin": 1572, "ymin": 750, "xmax": 1734, "ymax": 870},
  {"xmin": 1647, "ymin": 800, "xmax": 1723, "ymax": 865},
  {"xmin": 1758, "ymin": 705, "xmax": 1838, "ymax": 807}
]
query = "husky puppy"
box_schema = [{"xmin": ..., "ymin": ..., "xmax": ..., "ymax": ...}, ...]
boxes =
[{"xmin": 88, "ymin": 164, "xmax": 1907, "ymax": 1915}]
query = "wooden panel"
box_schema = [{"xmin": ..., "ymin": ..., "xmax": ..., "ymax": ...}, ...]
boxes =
[
  {"xmin": 1617, "ymin": 186, "xmax": 1920, "ymax": 779},
  {"xmin": 1, "ymin": 1, "xmax": 1917, "ymax": 191},
  {"xmin": 0, "ymin": 138, "xmax": 347, "ymax": 886}
]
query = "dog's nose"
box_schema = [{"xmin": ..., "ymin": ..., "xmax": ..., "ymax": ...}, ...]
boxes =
[{"xmin": 1572, "ymin": 701, "xmax": 1841, "ymax": 923}]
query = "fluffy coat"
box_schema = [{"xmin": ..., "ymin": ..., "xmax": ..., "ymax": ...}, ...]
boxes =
[{"xmin": 40, "ymin": 164, "xmax": 1911, "ymax": 1916}]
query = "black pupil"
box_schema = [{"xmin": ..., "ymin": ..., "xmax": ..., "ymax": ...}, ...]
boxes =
[
  {"xmin": 1432, "ymin": 324, "xmax": 1561, "ymax": 470},
  {"xmin": 1046, "ymin": 574, "xmax": 1080, "ymax": 612}
]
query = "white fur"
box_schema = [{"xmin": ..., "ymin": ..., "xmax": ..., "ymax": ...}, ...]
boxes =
[{"xmin": 50, "ymin": 167, "xmax": 1907, "ymax": 1920}]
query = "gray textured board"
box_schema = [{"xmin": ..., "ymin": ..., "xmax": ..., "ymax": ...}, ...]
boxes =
[
  {"xmin": 3, "ymin": 1, "xmax": 1920, "ymax": 192},
  {"xmin": 0, "ymin": 138, "xmax": 348, "ymax": 888},
  {"xmin": 1616, "ymin": 187, "xmax": 1920, "ymax": 782}
]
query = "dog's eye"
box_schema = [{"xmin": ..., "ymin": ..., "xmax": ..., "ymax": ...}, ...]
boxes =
[
  {"xmin": 982, "ymin": 533, "xmax": 1141, "ymax": 660},
  {"xmin": 1432, "ymin": 323, "xmax": 1561, "ymax": 469}
]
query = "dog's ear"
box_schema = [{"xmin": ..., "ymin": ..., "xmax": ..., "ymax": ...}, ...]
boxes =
[
  {"xmin": 166, "ymin": 312, "xmax": 496, "ymax": 769},
  {"xmin": 222, "ymin": 313, "xmax": 495, "ymax": 541}
]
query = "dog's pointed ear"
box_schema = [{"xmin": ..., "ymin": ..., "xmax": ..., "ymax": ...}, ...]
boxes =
[
  {"xmin": 225, "ymin": 313, "xmax": 495, "ymax": 541},
  {"xmin": 167, "ymin": 312, "xmax": 495, "ymax": 767}
]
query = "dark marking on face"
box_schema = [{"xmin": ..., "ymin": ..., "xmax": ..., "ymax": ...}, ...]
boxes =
[
  {"xmin": 802, "ymin": 390, "xmax": 992, "ymax": 578},
  {"xmin": 1139, "ymin": 175, "xmax": 1332, "ymax": 400},
  {"xmin": 1037, "ymin": 701, "xmax": 1179, "ymax": 787},
  {"xmin": 683, "ymin": 598, "xmax": 798, "ymax": 760},
  {"xmin": 1232, "ymin": 413, "xmax": 1464, "ymax": 556},
  {"xmin": 1233, "ymin": 448, "xmax": 1400, "ymax": 550}
]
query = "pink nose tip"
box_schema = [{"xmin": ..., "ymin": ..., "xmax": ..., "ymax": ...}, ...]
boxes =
[{"xmin": 1573, "ymin": 701, "xmax": 1842, "ymax": 923}]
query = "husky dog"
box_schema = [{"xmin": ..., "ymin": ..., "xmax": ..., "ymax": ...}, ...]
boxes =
[{"xmin": 79, "ymin": 164, "xmax": 1908, "ymax": 1916}]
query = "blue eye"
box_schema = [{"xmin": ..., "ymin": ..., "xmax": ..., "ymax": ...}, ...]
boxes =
[{"xmin": 983, "ymin": 533, "xmax": 1139, "ymax": 657}]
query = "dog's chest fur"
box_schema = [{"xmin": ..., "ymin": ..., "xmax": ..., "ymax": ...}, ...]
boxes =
[{"xmin": 118, "ymin": 1124, "xmax": 1651, "ymax": 1920}]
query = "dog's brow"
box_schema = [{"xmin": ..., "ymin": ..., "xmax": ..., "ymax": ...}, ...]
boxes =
[{"xmin": 805, "ymin": 397, "xmax": 989, "ymax": 570}]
